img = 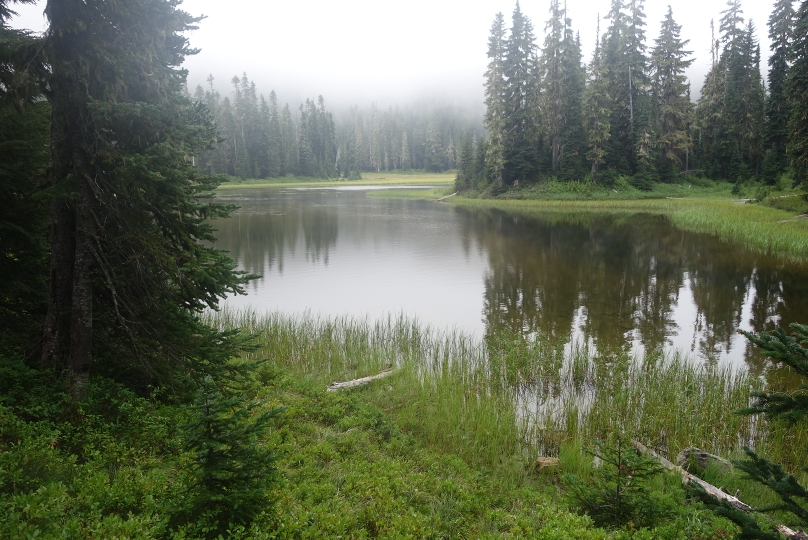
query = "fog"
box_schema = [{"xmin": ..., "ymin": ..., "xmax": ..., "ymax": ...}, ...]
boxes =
[{"xmin": 10, "ymin": 0, "xmax": 776, "ymax": 109}]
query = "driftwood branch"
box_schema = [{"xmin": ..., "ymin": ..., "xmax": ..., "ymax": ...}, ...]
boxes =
[
  {"xmin": 633, "ymin": 441, "xmax": 808, "ymax": 539},
  {"xmin": 327, "ymin": 369, "xmax": 397, "ymax": 392},
  {"xmin": 632, "ymin": 441, "xmax": 752, "ymax": 512},
  {"xmin": 434, "ymin": 192, "xmax": 458, "ymax": 202}
]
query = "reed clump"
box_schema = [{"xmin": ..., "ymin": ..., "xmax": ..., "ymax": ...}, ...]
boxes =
[{"xmin": 211, "ymin": 309, "xmax": 804, "ymax": 484}]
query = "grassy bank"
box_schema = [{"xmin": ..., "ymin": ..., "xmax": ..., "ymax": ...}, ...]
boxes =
[
  {"xmin": 11, "ymin": 310, "xmax": 801, "ymax": 537},
  {"xmin": 226, "ymin": 311, "xmax": 803, "ymax": 532},
  {"xmin": 450, "ymin": 196, "xmax": 808, "ymax": 262},
  {"xmin": 216, "ymin": 171, "xmax": 455, "ymax": 189}
]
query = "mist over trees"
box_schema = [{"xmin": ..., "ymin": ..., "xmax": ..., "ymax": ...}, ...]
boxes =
[
  {"xmin": 461, "ymin": 0, "xmax": 808, "ymax": 192},
  {"xmin": 193, "ymin": 75, "xmax": 484, "ymax": 179}
]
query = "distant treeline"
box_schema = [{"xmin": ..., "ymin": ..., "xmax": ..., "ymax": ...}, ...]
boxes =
[
  {"xmin": 458, "ymin": 0, "xmax": 806, "ymax": 191},
  {"xmin": 192, "ymin": 75, "xmax": 483, "ymax": 179}
]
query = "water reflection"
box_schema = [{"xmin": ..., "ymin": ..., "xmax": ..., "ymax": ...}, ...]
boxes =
[
  {"xmin": 456, "ymin": 206, "xmax": 807, "ymax": 375},
  {"xmin": 212, "ymin": 188, "xmax": 808, "ymax": 375}
]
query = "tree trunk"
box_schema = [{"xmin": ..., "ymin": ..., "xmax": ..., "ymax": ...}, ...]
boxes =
[
  {"xmin": 69, "ymin": 176, "xmax": 94, "ymax": 397},
  {"xmin": 41, "ymin": 0, "xmax": 96, "ymax": 397},
  {"xmin": 41, "ymin": 79, "xmax": 76, "ymax": 371}
]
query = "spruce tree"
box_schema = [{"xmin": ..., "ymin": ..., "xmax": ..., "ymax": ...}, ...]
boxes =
[
  {"xmin": 763, "ymin": 0, "xmax": 796, "ymax": 183},
  {"xmin": 502, "ymin": 1, "xmax": 538, "ymax": 185},
  {"xmin": 692, "ymin": 323, "xmax": 808, "ymax": 538},
  {"xmin": 650, "ymin": 7, "xmax": 694, "ymax": 179},
  {"xmin": 585, "ymin": 17, "xmax": 612, "ymax": 184},
  {"xmin": 540, "ymin": 2, "xmax": 587, "ymax": 180},
  {"xmin": 787, "ymin": 0, "xmax": 808, "ymax": 186},
  {"xmin": 181, "ymin": 375, "xmax": 283, "ymax": 536},
  {"xmin": 40, "ymin": 0, "xmax": 251, "ymax": 392},
  {"xmin": 0, "ymin": 5, "xmax": 50, "ymax": 348},
  {"xmin": 484, "ymin": 12, "xmax": 507, "ymax": 188},
  {"xmin": 267, "ymin": 90, "xmax": 282, "ymax": 178}
]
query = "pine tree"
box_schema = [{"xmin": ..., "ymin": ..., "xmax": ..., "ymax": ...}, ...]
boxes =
[
  {"xmin": 40, "ymin": 0, "xmax": 251, "ymax": 392},
  {"xmin": 484, "ymin": 12, "xmax": 507, "ymax": 188},
  {"xmin": 763, "ymin": 0, "xmax": 796, "ymax": 183},
  {"xmin": 696, "ymin": 0, "xmax": 765, "ymax": 181},
  {"xmin": 650, "ymin": 7, "xmax": 694, "ymax": 179},
  {"xmin": 787, "ymin": 0, "xmax": 808, "ymax": 186}
]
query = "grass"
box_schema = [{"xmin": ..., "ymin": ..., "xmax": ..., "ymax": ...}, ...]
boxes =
[
  {"xmin": 450, "ymin": 192, "xmax": 808, "ymax": 262},
  {"xmin": 8, "ymin": 308, "xmax": 801, "ymax": 537},
  {"xmin": 216, "ymin": 170, "xmax": 456, "ymax": 189},
  {"xmin": 365, "ymin": 187, "xmax": 455, "ymax": 199},
  {"xmin": 215, "ymin": 309, "xmax": 806, "ymax": 486}
]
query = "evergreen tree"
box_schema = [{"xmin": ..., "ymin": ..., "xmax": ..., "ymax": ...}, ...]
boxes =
[
  {"xmin": 787, "ymin": 0, "xmax": 808, "ymax": 186},
  {"xmin": 585, "ymin": 18, "xmax": 612, "ymax": 184},
  {"xmin": 0, "ymin": 6, "xmax": 50, "ymax": 348},
  {"xmin": 539, "ymin": 1, "xmax": 587, "ymax": 179},
  {"xmin": 280, "ymin": 103, "xmax": 296, "ymax": 176},
  {"xmin": 181, "ymin": 375, "xmax": 283, "ymax": 537},
  {"xmin": 650, "ymin": 7, "xmax": 694, "ymax": 179},
  {"xmin": 484, "ymin": 12, "xmax": 507, "ymax": 188},
  {"xmin": 600, "ymin": 0, "xmax": 652, "ymax": 175},
  {"xmin": 763, "ymin": 0, "xmax": 796, "ymax": 183},
  {"xmin": 502, "ymin": 1, "xmax": 538, "ymax": 185},
  {"xmin": 692, "ymin": 323, "xmax": 808, "ymax": 537},
  {"xmin": 400, "ymin": 132, "xmax": 411, "ymax": 170},
  {"xmin": 40, "ymin": 0, "xmax": 250, "ymax": 393},
  {"xmin": 696, "ymin": 0, "xmax": 765, "ymax": 181},
  {"xmin": 455, "ymin": 136, "xmax": 474, "ymax": 191},
  {"xmin": 267, "ymin": 90, "xmax": 282, "ymax": 177}
]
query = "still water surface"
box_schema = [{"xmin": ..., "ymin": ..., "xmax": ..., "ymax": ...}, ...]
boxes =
[{"xmin": 214, "ymin": 187, "xmax": 808, "ymax": 375}]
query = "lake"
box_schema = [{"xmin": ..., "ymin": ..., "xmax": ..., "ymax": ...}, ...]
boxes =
[{"xmin": 214, "ymin": 186, "xmax": 808, "ymax": 376}]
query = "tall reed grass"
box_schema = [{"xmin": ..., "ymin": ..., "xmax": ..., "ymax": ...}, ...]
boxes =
[
  {"xmin": 210, "ymin": 308, "xmax": 805, "ymax": 482},
  {"xmin": 452, "ymin": 197, "xmax": 808, "ymax": 262}
]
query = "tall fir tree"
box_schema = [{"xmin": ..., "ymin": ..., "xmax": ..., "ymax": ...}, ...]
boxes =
[
  {"xmin": 484, "ymin": 12, "xmax": 507, "ymax": 188},
  {"xmin": 788, "ymin": 0, "xmax": 808, "ymax": 186},
  {"xmin": 502, "ymin": 1, "xmax": 538, "ymax": 185},
  {"xmin": 539, "ymin": 1, "xmax": 586, "ymax": 179},
  {"xmin": 650, "ymin": 7, "xmax": 694, "ymax": 179},
  {"xmin": 41, "ymin": 0, "xmax": 250, "ymax": 393},
  {"xmin": 763, "ymin": 0, "xmax": 796, "ymax": 183},
  {"xmin": 585, "ymin": 17, "xmax": 612, "ymax": 184}
]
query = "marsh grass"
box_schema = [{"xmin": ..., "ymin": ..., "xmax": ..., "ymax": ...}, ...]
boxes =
[
  {"xmin": 365, "ymin": 187, "xmax": 454, "ymax": 199},
  {"xmin": 209, "ymin": 309, "xmax": 806, "ymax": 488},
  {"xmin": 216, "ymin": 171, "xmax": 455, "ymax": 189},
  {"xmin": 452, "ymin": 196, "xmax": 808, "ymax": 262}
]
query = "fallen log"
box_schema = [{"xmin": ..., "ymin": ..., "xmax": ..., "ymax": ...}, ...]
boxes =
[
  {"xmin": 327, "ymin": 369, "xmax": 397, "ymax": 392},
  {"xmin": 434, "ymin": 192, "xmax": 458, "ymax": 202},
  {"xmin": 632, "ymin": 441, "xmax": 752, "ymax": 512},
  {"xmin": 633, "ymin": 441, "xmax": 808, "ymax": 539}
]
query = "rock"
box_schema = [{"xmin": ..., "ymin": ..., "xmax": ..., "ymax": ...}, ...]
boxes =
[{"xmin": 534, "ymin": 457, "xmax": 560, "ymax": 472}]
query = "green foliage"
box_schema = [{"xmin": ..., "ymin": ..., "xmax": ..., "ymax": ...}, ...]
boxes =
[
  {"xmin": 178, "ymin": 375, "xmax": 283, "ymax": 537},
  {"xmin": 564, "ymin": 439, "xmax": 675, "ymax": 529},
  {"xmin": 694, "ymin": 323, "xmax": 808, "ymax": 537}
]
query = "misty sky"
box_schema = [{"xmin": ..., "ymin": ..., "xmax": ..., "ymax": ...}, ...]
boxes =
[{"xmin": 11, "ymin": 0, "xmax": 777, "ymax": 109}]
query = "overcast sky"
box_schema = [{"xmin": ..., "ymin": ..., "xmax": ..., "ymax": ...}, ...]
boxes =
[{"xmin": 10, "ymin": 0, "xmax": 777, "ymax": 109}]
